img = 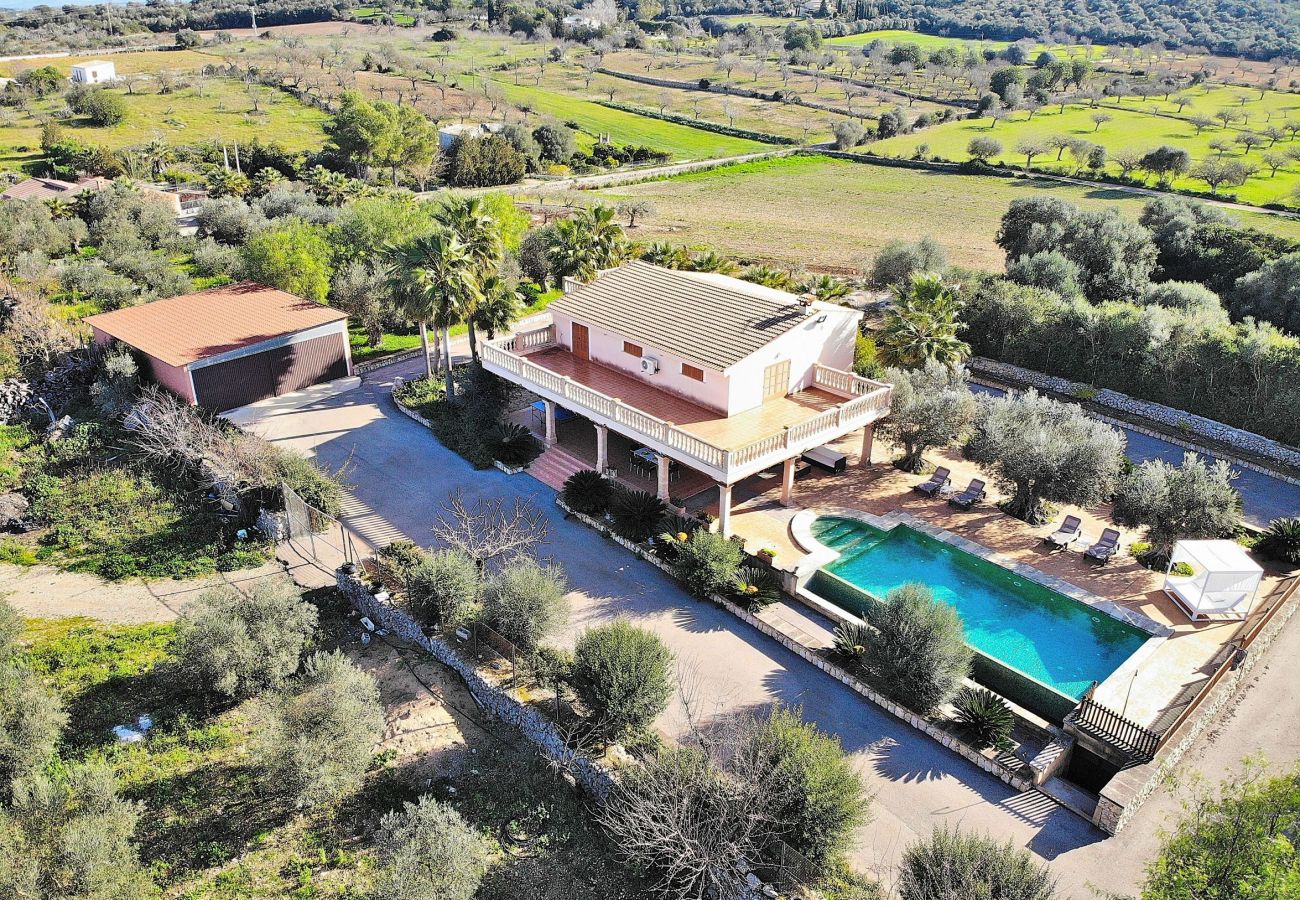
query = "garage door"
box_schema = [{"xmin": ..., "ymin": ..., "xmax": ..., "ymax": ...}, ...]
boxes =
[{"xmin": 191, "ymin": 333, "xmax": 348, "ymax": 412}]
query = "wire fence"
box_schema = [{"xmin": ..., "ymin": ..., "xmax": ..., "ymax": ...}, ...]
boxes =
[{"xmin": 282, "ymin": 481, "xmax": 368, "ymax": 572}]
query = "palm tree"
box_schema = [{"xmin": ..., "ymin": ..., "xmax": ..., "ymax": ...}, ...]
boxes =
[
  {"xmin": 639, "ymin": 242, "xmax": 690, "ymax": 269},
  {"xmin": 434, "ymin": 196, "xmax": 504, "ymax": 357},
  {"xmin": 382, "ymin": 229, "xmax": 482, "ymax": 398},
  {"xmin": 547, "ymin": 204, "xmax": 626, "ymax": 283},
  {"xmin": 743, "ymin": 265, "xmax": 799, "ymax": 291},
  {"xmin": 878, "ymin": 273, "xmax": 970, "ymax": 369},
  {"xmin": 471, "ymin": 274, "xmax": 524, "ymax": 358},
  {"xmin": 806, "ymin": 273, "xmax": 850, "ymax": 303},
  {"xmin": 44, "ymin": 197, "xmax": 74, "ymax": 220},
  {"xmin": 688, "ymin": 250, "xmax": 739, "ymax": 275}
]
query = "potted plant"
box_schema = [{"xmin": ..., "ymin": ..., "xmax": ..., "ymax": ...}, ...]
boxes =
[{"xmin": 756, "ymin": 547, "xmax": 778, "ymax": 566}]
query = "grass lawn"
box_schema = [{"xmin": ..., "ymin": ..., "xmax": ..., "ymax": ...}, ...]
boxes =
[
  {"xmin": 592, "ymin": 153, "xmax": 1300, "ymax": 270},
  {"xmin": 0, "ymin": 77, "xmax": 330, "ymax": 173},
  {"xmin": 872, "ymin": 101, "xmax": 1300, "ymax": 208}
]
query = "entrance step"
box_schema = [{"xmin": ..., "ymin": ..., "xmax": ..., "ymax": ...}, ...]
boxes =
[
  {"xmin": 528, "ymin": 444, "xmax": 590, "ymax": 491},
  {"xmin": 1040, "ymin": 776, "xmax": 1100, "ymax": 820}
]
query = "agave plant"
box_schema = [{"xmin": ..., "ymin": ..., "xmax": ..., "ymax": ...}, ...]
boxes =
[
  {"xmin": 951, "ymin": 687, "xmax": 1015, "ymax": 752},
  {"xmin": 610, "ymin": 486, "xmax": 668, "ymax": 542},
  {"xmin": 1257, "ymin": 516, "xmax": 1300, "ymax": 566},
  {"xmin": 732, "ymin": 564, "xmax": 780, "ymax": 610},
  {"xmin": 562, "ymin": 469, "xmax": 611, "ymax": 515},
  {"xmin": 832, "ymin": 620, "xmax": 872, "ymax": 663},
  {"xmin": 488, "ymin": 422, "xmax": 538, "ymax": 466}
]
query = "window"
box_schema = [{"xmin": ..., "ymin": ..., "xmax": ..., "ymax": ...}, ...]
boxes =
[
  {"xmin": 682, "ymin": 363, "xmax": 705, "ymax": 382},
  {"xmin": 623, "ymin": 341, "xmax": 643, "ymax": 357}
]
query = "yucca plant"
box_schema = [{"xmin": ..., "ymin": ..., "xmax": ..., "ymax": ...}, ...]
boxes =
[
  {"xmin": 1257, "ymin": 517, "xmax": 1300, "ymax": 566},
  {"xmin": 562, "ymin": 469, "xmax": 611, "ymax": 516},
  {"xmin": 732, "ymin": 564, "xmax": 780, "ymax": 611},
  {"xmin": 832, "ymin": 620, "xmax": 872, "ymax": 664},
  {"xmin": 610, "ymin": 486, "xmax": 668, "ymax": 542},
  {"xmin": 488, "ymin": 422, "xmax": 538, "ymax": 466},
  {"xmin": 951, "ymin": 687, "xmax": 1015, "ymax": 752}
]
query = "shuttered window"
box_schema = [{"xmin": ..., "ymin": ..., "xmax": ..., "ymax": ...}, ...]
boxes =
[
  {"xmin": 623, "ymin": 341, "xmax": 643, "ymax": 356},
  {"xmin": 682, "ymin": 363, "xmax": 705, "ymax": 382}
]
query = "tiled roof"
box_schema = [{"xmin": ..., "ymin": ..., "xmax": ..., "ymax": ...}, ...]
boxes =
[
  {"xmin": 85, "ymin": 282, "xmax": 347, "ymax": 367},
  {"xmin": 549, "ymin": 261, "xmax": 815, "ymax": 370},
  {"xmin": 0, "ymin": 177, "xmax": 84, "ymax": 202}
]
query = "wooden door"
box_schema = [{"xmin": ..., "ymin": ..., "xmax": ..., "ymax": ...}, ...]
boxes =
[
  {"xmin": 762, "ymin": 360, "xmax": 790, "ymax": 400},
  {"xmin": 572, "ymin": 322, "xmax": 590, "ymax": 361}
]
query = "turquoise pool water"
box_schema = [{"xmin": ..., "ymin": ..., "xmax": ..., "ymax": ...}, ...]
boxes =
[{"xmin": 810, "ymin": 517, "xmax": 1148, "ymax": 701}]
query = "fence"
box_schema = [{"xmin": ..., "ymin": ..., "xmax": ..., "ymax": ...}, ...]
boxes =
[
  {"xmin": 1073, "ymin": 690, "xmax": 1161, "ymax": 762},
  {"xmin": 282, "ymin": 481, "xmax": 368, "ymax": 571}
]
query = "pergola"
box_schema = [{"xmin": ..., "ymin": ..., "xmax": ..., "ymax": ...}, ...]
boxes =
[{"xmin": 1163, "ymin": 540, "xmax": 1263, "ymax": 621}]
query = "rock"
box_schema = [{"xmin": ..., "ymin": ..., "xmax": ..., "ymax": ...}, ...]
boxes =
[{"xmin": 0, "ymin": 492, "xmax": 29, "ymax": 531}]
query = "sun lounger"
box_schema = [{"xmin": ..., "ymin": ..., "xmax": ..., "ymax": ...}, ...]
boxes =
[
  {"xmin": 947, "ymin": 479, "xmax": 986, "ymax": 510},
  {"xmin": 1085, "ymin": 528, "xmax": 1121, "ymax": 564},
  {"xmin": 1044, "ymin": 515, "xmax": 1082, "ymax": 549},
  {"xmin": 913, "ymin": 467, "xmax": 951, "ymax": 497}
]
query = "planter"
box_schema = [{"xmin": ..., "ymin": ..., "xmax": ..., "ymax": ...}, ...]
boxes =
[{"xmin": 494, "ymin": 459, "xmax": 527, "ymax": 475}]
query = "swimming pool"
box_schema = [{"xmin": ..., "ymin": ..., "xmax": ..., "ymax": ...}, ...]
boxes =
[{"xmin": 807, "ymin": 516, "xmax": 1150, "ymax": 715}]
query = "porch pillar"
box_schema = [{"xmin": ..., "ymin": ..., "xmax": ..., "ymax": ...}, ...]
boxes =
[
  {"xmin": 543, "ymin": 399, "xmax": 557, "ymax": 446},
  {"xmin": 718, "ymin": 482, "xmax": 733, "ymax": 537},
  {"xmin": 595, "ymin": 424, "xmax": 609, "ymax": 471},
  {"xmin": 656, "ymin": 452, "xmax": 671, "ymax": 501},
  {"xmin": 859, "ymin": 422, "xmax": 875, "ymax": 467},
  {"xmin": 780, "ymin": 457, "xmax": 797, "ymax": 507}
]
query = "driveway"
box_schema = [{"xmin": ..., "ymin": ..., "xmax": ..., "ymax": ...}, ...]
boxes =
[{"xmin": 237, "ymin": 357, "xmax": 1284, "ymax": 897}]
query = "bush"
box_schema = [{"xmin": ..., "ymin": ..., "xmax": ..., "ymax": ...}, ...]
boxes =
[
  {"xmin": 0, "ymin": 642, "xmax": 67, "ymax": 794},
  {"xmin": 860, "ymin": 583, "xmax": 972, "ymax": 714},
  {"xmin": 406, "ymin": 548, "xmax": 482, "ymax": 627},
  {"xmin": 273, "ymin": 449, "xmax": 343, "ymax": 517},
  {"xmin": 573, "ymin": 619, "xmax": 674, "ymax": 740},
  {"xmin": 253, "ymin": 650, "xmax": 385, "ymax": 808},
  {"xmin": 370, "ymin": 795, "xmax": 491, "ymax": 900},
  {"xmin": 483, "ymin": 557, "xmax": 569, "ymax": 652},
  {"xmin": 732, "ymin": 564, "xmax": 780, "ymax": 611},
  {"xmin": 899, "ymin": 826, "xmax": 1057, "ymax": 900},
  {"xmin": 868, "ymin": 236, "xmax": 946, "ymax": 289},
  {"xmin": 176, "ymin": 581, "xmax": 318, "ymax": 699},
  {"xmin": 610, "ymin": 486, "xmax": 667, "ymax": 542},
  {"xmin": 1257, "ymin": 517, "xmax": 1300, "ymax": 566},
  {"xmin": 563, "ymin": 469, "xmax": 612, "ymax": 515},
  {"xmin": 73, "ymin": 87, "xmax": 127, "ymax": 126},
  {"xmin": 950, "ymin": 687, "xmax": 1014, "ymax": 751},
  {"xmin": 671, "ymin": 529, "xmax": 743, "ymax": 597}
]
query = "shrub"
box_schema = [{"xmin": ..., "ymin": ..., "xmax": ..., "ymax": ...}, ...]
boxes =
[
  {"xmin": 610, "ymin": 486, "xmax": 667, "ymax": 542},
  {"xmin": 176, "ymin": 581, "xmax": 318, "ymax": 699},
  {"xmin": 253, "ymin": 650, "xmax": 384, "ymax": 808},
  {"xmin": 487, "ymin": 422, "xmax": 537, "ymax": 466},
  {"xmin": 1113, "ymin": 453, "xmax": 1241, "ymax": 568},
  {"xmin": 573, "ymin": 619, "xmax": 674, "ymax": 740},
  {"xmin": 405, "ymin": 548, "xmax": 482, "ymax": 627},
  {"xmin": 732, "ymin": 564, "xmax": 780, "ymax": 610},
  {"xmin": 951, "ymin": 687, "xmax": 1014, "ymax": 751},
  {"xmin": 370, "ymin": 794, "xmax": 491, "ymax": 900},
  {"xmin": 899, "ymin": 826, "xmax": 1057, "ymax": 900},
  {"xmin": 0, "ymin": 651, "xmax": 67, "ymax": 794},
  {"xmin": 671, "ymin": 529, "xmax": 743, "ymax": 598},
  {"xmin": 562, "ymin": 468, "xmax": 611, "ymax": 515},
  {"xmin": 483, "ymin": 557, "xmax": 569, "ymax": 651},
  {"xmin": 860, "ymin": 583, "xmax": 972, "ymax": 713},
  {"xmin": 1257, "ymin": 517, "xmax": 1300, "ymax": 566},
  {"xmin": 867, "ymin": 236, "xmax": 946, "ymax": 290}
]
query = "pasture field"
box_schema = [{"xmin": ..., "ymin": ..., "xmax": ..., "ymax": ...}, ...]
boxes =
[
  {"xmin": 825, "ymin": 29, "xmax": 1102, "ymax": 57},
  {"xmin": 872, "ymin": 100, "xmax": 1300, "ymax": 207},
  {"xmin": 0, "ymin": 77, "xmax": 329, "ymax": 171},
  {"xmin": 712, "ymin": 14, "xmax": 799, "ymax": 27},
  {"xmin": 590, "ymin": 154, "xmax": 1300, "ymax": 271},
  {"xmin": 0, "ymin": 49, "xmax": 216, "ymax": 78}
]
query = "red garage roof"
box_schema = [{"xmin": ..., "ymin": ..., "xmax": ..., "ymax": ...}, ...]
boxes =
[{"xmin": 85, "ymin": 282, "xmax": 348, "ymax": 368}]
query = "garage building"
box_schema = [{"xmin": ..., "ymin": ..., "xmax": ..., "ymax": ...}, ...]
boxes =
[{"xmin": 86, "ymin": 282, "xmax": 352, "ymax": 412}]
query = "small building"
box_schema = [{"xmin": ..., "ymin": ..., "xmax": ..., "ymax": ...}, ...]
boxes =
[
  {"xmin": 0, "ymin": 176, "xmax": 85, "ymax": 203},
  {"xmin": 481, "ymin": 261, "xmax": 891, "ymax": 534},
  {"xmin": 85, "ymin": 282, "xmax": 352, "ymax": 413},
  {"xmin": 70, "ymin": 60, "xmax": 116, "ymax": 84},
  {"xmin": 561, "ymin": 14, "xmax": 604, "ymax": 29},
  {"xmin": 437, "ymin": 122, "xmax": 502, "ymax": 151}
]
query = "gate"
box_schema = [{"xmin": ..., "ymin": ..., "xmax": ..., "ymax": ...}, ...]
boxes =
[{"xmin": 282, "ymin": 481, "xmax": 367, "ymax": 571}]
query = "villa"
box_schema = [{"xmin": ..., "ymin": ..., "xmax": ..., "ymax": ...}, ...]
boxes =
[{"xmin": 481, "ymin": 261, "xmax": 892, "ymax": 535}]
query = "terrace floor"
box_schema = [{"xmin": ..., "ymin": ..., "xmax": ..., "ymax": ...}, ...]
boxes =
[
  {"xmin": 524, "ymin": 347, "xmax": 841, "ymax": 450},
  {"xmin": 726, "ymin": 432, "xmax": 1292, "ymax": 732}
]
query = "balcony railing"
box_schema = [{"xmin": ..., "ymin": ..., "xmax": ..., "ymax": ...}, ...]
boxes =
[{"xmin": 483, "ymin": 327, "xmax": 891, "ymax": 478}]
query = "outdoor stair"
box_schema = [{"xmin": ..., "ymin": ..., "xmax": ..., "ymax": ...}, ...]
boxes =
[{"xmin": 528, "ymin": 444, "xmax": 589, "ymax": 491}]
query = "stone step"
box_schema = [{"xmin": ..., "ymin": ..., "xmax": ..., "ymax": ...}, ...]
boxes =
[
  {"xmin": 528, "ymin": 445, "xmax": 590, "ymax": 491},
  {"xmin": 1040, "ymin": 776, "xmax": 1100, "ymax": 820}
]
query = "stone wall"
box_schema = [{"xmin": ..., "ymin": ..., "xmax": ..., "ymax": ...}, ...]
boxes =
[{"xmin": 971, "ymin": 357, "xmax": 1300, "ymax": 479}]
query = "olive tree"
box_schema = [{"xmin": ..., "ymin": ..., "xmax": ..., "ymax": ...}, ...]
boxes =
[
  {"xmin": 176, "ymin": 581, "xmax": 319, "ymax": 700},
  {"xmin": 900, "ymin": 826, "xmax": 1057, "ymax": 900},
  {"xmin": 1113, "ymin": 453, "xmax": 1241, "ymax": 568},
  {"xmin": 482, "ymin": 557, "xmax": 569, "ymax": 651},
  {"xmin": 573, "ymin": 619, "xmax": 674, "ymax": 740},
  {"xmin": 405, "ymin": 548, "xmax": 482, "ymax": 627},
  {"xmin": 369, "ymin": 795, "xmax": 491, "ymax": 900},
  {"xmin": 253, "ymin": 651, "xmax": 385, "ymax": 808},
  {"xmin": 859, "ymin": 583, "xmax": 972, "ymax": 713},
  {"xmin": 867, "ymin": 236, "xmax": 946, "ymax": 289},
  {"xmin": 877, "ymin": 360, "xmax": 977, "ymax": 472},
  {"xmin": 965, "ymin": 389, "xmax": 1125, "ymax": 524}
]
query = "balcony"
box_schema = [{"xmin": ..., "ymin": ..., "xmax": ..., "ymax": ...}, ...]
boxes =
[{"xmin": 481, "ymin": 325, "xmax": 891, "ymax": 483}]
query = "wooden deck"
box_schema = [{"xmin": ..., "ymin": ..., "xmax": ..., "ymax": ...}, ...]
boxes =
[{"xmin": 524, "ymin": 347, "xmax": 842, "ymax": 451}]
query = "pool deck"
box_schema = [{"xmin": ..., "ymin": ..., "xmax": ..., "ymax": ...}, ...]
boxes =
[{"xmin": 727, "ymin": 432, "xmax": 1291, "ymax": 732}]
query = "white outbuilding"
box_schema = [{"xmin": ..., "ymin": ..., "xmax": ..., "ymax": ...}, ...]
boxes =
[
  {"xmin": 1163, "ymin": 539, "xmax": 1264, "ymax": 621},
  {"xmin": 71, "ymin": 60, "xmax": 116, "ymax": 84}
]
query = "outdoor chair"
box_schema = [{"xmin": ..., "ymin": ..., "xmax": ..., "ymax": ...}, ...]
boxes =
[
  {"xmin": 912, "ymin": 467, "xmax": 951, "ymax": 497},
  {"xmin": 1043, "ymin": 515, "xmax": 1083, "ymax": 550},
  {"xmin": 947, "ymin": 479, "xmax": 986, "ymax": 510},
  {"xmin": 1085, "ymin": 528, "xmax": 1122, "ymax": 565}
]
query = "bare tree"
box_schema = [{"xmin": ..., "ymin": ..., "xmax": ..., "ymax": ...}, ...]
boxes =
[{"xmin": 431, "ymin": 489, "xmax": 549, "ymax": 565}]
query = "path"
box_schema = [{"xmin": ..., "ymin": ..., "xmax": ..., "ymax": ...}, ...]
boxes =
[{"xmin": 234, "ymin": 354, "xmax": 1245, "ymax": 897}]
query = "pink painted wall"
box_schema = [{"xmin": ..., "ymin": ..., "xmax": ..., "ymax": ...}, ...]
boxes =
[{"xmin": 91, "ymin": 325, "xmax": 196, "ymax": 404}]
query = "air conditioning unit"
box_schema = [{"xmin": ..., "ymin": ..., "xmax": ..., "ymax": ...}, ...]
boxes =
[{"xmin": 640, "ymin": 355, "xmax": 660, "ymax": 375}]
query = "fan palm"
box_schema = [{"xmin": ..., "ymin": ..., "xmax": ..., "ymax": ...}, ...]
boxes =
[
  {"xmin": 469, "ymin": 273, "xmax": 523, "ymax": 359},
  {"xmin": 382, "ymin": 228, "xmax": 482, "ymax": 398},
  {"xmin": 547, "ymin": 204, "xmax": 626, "ymax": 283},
  {"xmin": 435, "ymin": 196, "xmax": 504, "ymax": 356},
  {"xmin": 688, "ymin": 250, "xmax": 739, "ymax": 275},
  {"xmin": 806, "ymin": 273, "xmax": 850, "ymax": 303},
  {"xmin": 743, "ymin": 265, "xmax": 799, "ymax": 291},
  {"xmin": 878, "ymin": 273, "xmax": 970, "ymax": 369},
  {"xmin": 639, "ymin": 241, "xmax": 690, "ymax": 269}
]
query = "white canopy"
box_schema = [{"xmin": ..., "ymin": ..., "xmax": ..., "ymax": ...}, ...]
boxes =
[{"xmin": 1163, "ymin": 540, "xmax": 1263, "ymax": 621}]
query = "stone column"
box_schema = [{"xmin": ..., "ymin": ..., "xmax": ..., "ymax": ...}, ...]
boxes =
[
  {"xmin": 780, "ymin": 457, "xmax": 797, "ymax": 507},
  {"xmin": 718, "ymin": 482, "xmax": 734, "ymax": 537},
  {"xmin": 656, "ymin": 452, "xmax": 671, "ymax": 501},
  {"xmin": 860, "ymin": 422, "xmax": 875, "ymax": 467},
  {"xmin": 543, "ymin": 399, "xmax": 557, "ymax": 446},
  {"xmin": 595, "ymin": 424, "xmax": 609, "ymax": 472}
]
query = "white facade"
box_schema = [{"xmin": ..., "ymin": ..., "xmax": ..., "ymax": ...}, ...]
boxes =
[
  {"xmin": 71, "ymin": 61, "xmax": 116, "ymax": 84},
  {"xmin": 438, "ymin": 122, "xmax": 502, "ymax": 151}
]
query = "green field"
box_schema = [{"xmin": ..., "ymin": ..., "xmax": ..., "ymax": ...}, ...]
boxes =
[
  {"xmin": 0, "ymin": 77, "xmax": 330, "ymax": 171},
  {"xmin": 592, "ymin": 154, "xmax": 1300, "ymax": 271},
  {"xmin": 713, "ymin": 14, "xmax": 799, "ymax": 27},
  {"xmin": 872, "ymin": 99, "xmax": 1300, "ymax": 207},
  {"xmin": 825, "ymin": 29, "xmax": 1101, "ymax": 56}
]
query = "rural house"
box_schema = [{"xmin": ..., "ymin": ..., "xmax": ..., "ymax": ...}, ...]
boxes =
[{"xmin": 70, "ymin": 60, "xmax": 116, "ymax": 83}]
